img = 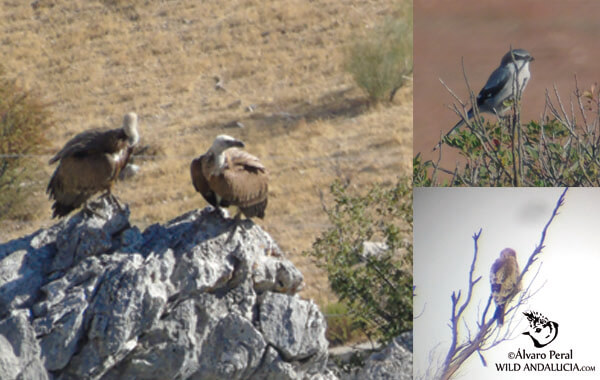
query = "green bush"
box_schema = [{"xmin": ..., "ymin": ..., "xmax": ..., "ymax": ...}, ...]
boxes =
[
  {"xmin": 0, "ymin": 68, "xmax": 51, "ymax": 219},
  {"xmin": 323, "ymin": 301, "xmax": 364, "ymax": 346},
  {"xmin": 344, "ymin": 1, "xmax": 412, "ymax": 104},
  {"xmin": 306, "ymin": 178, "xmax": 413, "ymax": 343},
  {"xmin": 414, "ymin": 118, "xmax": 600, "ymax": 186},
  {"xmin": 415, "ymin": 82, "xmax": 600, "ymax": 186}
]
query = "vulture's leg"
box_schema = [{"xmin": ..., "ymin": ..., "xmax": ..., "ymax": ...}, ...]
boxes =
[
  {"xmin": 83, "ymin": 199, "xmax": 103, "ymax": 218},
  {"xmin": 226, "ymin": 211, "xmax": 243, "ymax": 243},
  {"xmin": 103, "ymin": 187, "xmax": 126, "ymax": 211},
  {"xmin": 211, "ymin": 206, "xmax": 226, "ymax": 218},
  {"xmin": 111, "ymin": 194, "xmax": 126, "ymax": 211}
]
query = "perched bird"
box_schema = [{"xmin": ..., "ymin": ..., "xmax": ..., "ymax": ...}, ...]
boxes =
[
  {"xmin": 435, "ymin": 48, "xmax": 534, "ymax": 150},
  {"xmin": 490, "ymin": 248, "xmax": 522, "ymax": 325},
  {"xmin": 47, "ymin": 112, "xmax": 139, "ymax": 218},
  {"xmin": 190, "ymin": 135, "xmax": 268, "ymax": 220}
]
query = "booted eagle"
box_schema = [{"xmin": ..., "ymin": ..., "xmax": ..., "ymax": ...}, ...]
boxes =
[{"xmin": 490, "ymin": 248, "xmax": 522, "ymax": 325}]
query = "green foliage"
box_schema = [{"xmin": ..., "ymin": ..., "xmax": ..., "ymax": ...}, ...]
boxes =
[
  {"xmin": 415, "ymin": 84, "xmax": 600, "ymax": 186},
  {"xmin": 0, "ymin": 67, "xmax": 51, "ymax": 219},
  {"xmin": 413, "ymin": 154, "xmax": 434, "ymax": 186},
  {"xmin": 307, "ymin": 178, "xmax": 413, "ymax": 343},
  {"xmin": 323, "ymin": 302, "xmax": 364, "ymax": 346},
  {"xmin": 344, "ymin": 1, "xmax": 413, "ymax": 104}
]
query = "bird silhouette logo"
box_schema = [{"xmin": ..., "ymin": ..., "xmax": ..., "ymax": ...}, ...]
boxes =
[{"xmin": 522, "ymin": 311, "xmax": 559, "ymax": 348}]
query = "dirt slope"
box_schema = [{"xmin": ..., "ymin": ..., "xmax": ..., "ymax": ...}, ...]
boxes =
[{"xmin": 0, "ymin": 0, "xmax": 412, "ymax": 303}]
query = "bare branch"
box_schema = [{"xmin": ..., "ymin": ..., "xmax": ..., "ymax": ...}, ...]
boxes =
[
  {"xmin": 433, "ymin": 189, "xmax": 566, "ymax": 380},
  {"xmin": 519, "ymin": 188, "xmax": 567, "ymax": 281}
]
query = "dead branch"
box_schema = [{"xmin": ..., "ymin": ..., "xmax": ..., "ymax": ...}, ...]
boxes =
[{"xmin": 434, "ymin": 188, "xmax": 567, "ymax": 380}]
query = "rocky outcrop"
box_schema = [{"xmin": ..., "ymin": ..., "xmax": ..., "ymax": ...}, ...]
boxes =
[
  {"xmin": 0, "ymin": 197, "xmax": 336, "ymax": 380},
  {"xmin": 328, "ymin": 332, "xmax": 412, "ymax": 380},
  {"xmin": 350, "ymin": 332, "xmax": 412, "ymax": 380}
]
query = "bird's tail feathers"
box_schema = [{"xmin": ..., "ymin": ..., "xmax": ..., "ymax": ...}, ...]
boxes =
[
  {"xmin": 433, "ymin": 108, "xmax": 474, "ymax": 151},
  {"xmin": 51, "ymin": 202, "xmax": 75, "ymax": 218},
  {"xmin": 450, "ymin": 108, "xmax": 474, "ymax": 134},
  {"xmin": 494, "ymin": 304, "xmax": 506, "ymax": 325}
]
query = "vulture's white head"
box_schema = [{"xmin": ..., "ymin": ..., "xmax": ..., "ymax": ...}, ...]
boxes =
[
  {"xmin": 209, "ymin": 135, "xmax": 245, "ymax": 155},
  {"xmin": 123, "ymin": 112, "xmax": 139, "ymax": 146},
  {"xmin": 209, "ymin": 135, "xmax": 245, "ymax": 173}
]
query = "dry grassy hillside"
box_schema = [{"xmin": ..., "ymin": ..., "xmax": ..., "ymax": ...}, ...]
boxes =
[{"xmin": 0, "ymin": 0, "xmax": 412, "ymax": 303}]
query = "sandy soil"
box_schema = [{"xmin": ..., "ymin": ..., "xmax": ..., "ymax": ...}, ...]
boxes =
[
  {"xmin": 0, "ymin": 0, "xmax": 412, "ymax": 305},
  {"xmin": 414, "ymin": 0, "xmax": 600, "ymax": 168}
]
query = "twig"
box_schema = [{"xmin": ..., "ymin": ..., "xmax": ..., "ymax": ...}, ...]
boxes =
[{"xmin": 434, "ymin": 189, "xmax": 567, "ymax": 380}]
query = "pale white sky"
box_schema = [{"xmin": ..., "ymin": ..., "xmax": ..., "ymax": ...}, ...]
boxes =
[{"xmin": 414, "ymin": 188, "xmax": 600, "ymax": 379}]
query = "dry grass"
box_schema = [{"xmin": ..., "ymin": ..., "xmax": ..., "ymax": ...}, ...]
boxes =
[{"xmin": 0, "ymin": 0, "xmax": 412, "ymax": 304}]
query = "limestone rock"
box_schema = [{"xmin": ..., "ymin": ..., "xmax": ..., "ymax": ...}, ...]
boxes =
[
  {"xmin": 350, "ymin": 332, "xmax": 413, "ymax": 380},
  {"xmin": 0, "ymin": 309, "xmax": 48, "ymax": 380},
  {"xmin": 0, "ymin": 200, "xmax": 334, "ymax": 380}
]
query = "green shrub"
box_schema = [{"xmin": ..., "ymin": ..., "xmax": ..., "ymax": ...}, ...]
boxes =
[
  {"xmin": 324, "ymin": 301, "xmax": 364, "ymax": 346},
  {"xmin": 306, "ymin": 178, "xmax": 413, "ymax": 343},
  {"xmin": 0, "ymin": 67, "xmax": 51, "ymax": 219},
  {"xmin": 415, "ymin": 82, "xmax": 600, "ymax": 186},
  {"xmin": 344, "ymin": 1, "xmax": 412, "ymax": 104},
  {"xmin": 415, "ymin": 117, "xmax": 600, "ymax": 186}
]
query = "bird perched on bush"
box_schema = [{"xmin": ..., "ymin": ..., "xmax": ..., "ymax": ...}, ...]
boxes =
[{"xmin": 435, "ymin": 48, "xmax": 534, "ymax": 150}]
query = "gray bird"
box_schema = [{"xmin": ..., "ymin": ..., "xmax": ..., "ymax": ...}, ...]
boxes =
[{"xmin": 435, "ymin": 48, "xmax": 534, "ymax": 150}]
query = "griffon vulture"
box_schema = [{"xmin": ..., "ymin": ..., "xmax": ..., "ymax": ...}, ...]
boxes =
[
  {"xmin": 190, "ymin": 135, "xmax": 268, "ymax": 220},
  {"xmin": 47, "ymin": 112, "xmax": 139, "ymax": 218}
]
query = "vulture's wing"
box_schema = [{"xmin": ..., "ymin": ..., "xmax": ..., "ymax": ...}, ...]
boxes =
[
  {"xmin": 218, "ymin": 148, "xmax": 268, "ymax": 209},
  {"xmin": 47, "ymin": 153, "xmax": 116, "ymax": 217},
  {"xmin": 191, "ymin": 154, "xmax": 225, "ymax": 208},
  {"xmin": 48, "ymin": 128, "xmax": 124, "ymax": 164}
]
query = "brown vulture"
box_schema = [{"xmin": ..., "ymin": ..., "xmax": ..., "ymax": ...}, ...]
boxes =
[
  {"xmin": 190, "ymin": 134, "xmax": 268, "ymax": 219},
  {"xmin": 47, "ymin": 112, "xmax": 139, "ymax": 218}
]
